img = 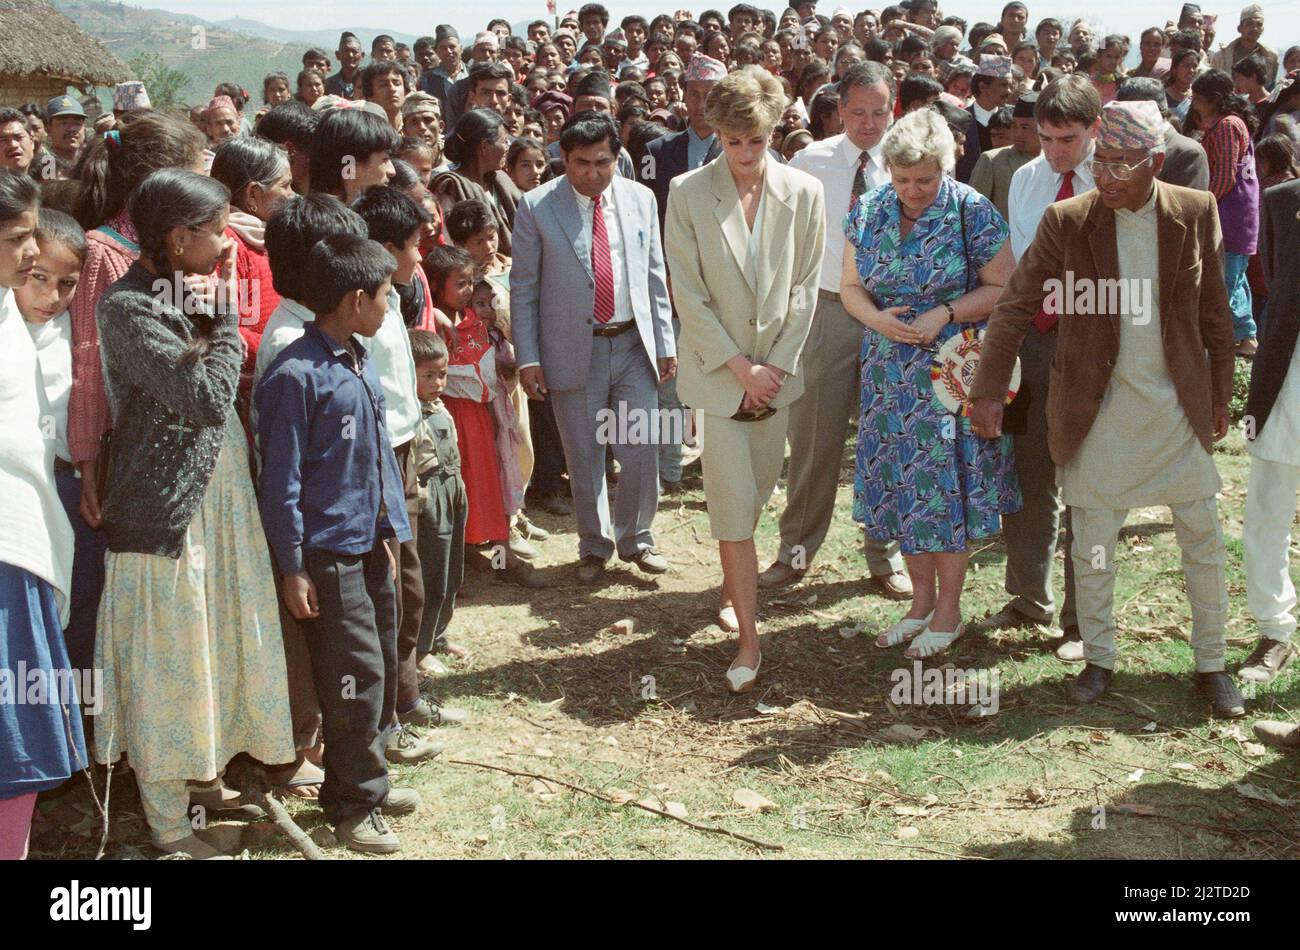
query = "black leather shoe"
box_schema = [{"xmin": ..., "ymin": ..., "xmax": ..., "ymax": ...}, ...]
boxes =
[
  {"xmin": 1066, "ymin": 663, "xmax": 1113, "ymax": 705},
  {"xmin": 575, "ymin": 555, "xmax": 607, "ymax": 584},
  {"xmin": 1196, "ymin": 671, "xmax": 1246, "ymax": 719},
  {"xmin": 974, "ymin": 602, "xmax": 1045, "ymax": 634},
  {"xmin": 1238, "ymin": 638, "xmax": 1296, "ymax": 684}
]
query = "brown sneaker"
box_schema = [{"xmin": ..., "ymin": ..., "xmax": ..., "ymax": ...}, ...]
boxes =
[
  {"xmin": 336, "ymin": 810, "xmax": 400, "ymax": 854},
  {"xmin": 1238, "ymin": 638, "xmax": 1296, "ymax": 684}
]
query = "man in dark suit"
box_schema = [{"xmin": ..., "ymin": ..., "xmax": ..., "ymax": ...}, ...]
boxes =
[
  {"xmin": 1240, "ymin": 179, "xmax": 1300, "ymax": 726},
  {"xmin": 956, "ymin": 54, "xmax": 1014, "ymax": 183},
  {"xmin": 641, "ymin": 53, "xmax": 726, "ymax": 233},
  {"xmin": 1115, "ymin": 77, "xmax": 1210, "ymax": 190}
]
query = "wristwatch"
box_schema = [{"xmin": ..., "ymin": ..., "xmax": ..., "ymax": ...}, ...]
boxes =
[{"xmin": 943, "ymin": 303, "xmax": 956, "ymax": 324}]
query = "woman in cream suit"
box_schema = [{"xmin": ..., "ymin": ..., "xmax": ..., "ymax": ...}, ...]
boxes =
[{"xmin": 665, "ymin": 65, "xmax": 826, "ymax": 693}]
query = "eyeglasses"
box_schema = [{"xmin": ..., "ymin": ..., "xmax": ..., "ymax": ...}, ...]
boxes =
[{"xmin": 1089, "ymin": 155, "xmax": 1153, "ymax": 181}]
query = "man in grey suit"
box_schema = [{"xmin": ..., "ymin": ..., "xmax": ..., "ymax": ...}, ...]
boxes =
[
  {"xmin": 1116, "ymin": 78, "xmax": 1210, "ymax": 190},
  {"xmin": 513, "ymin": 112, "xmax": 677, "ymax": 583}
]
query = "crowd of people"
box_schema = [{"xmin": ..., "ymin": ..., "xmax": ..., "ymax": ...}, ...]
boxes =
[{"xmin": 1, "ymin": 0, "xmax": 1299, "ymax": 860}]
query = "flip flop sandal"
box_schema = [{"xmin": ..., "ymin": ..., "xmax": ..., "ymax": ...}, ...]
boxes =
[
  {"xmin": 905, "ymin": 622, "xmax": 965, "ymax": 659},
  {"xmin": 876, "ymin": 611, "xmax": 933, "ymax": 648}
]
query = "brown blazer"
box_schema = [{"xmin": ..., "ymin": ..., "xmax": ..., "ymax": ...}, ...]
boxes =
[{"xmin": 970, "ymin": 179, "xmax": 1235, "ymax": 466}]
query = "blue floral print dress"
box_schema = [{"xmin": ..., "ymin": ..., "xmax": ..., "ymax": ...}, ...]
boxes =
[{"xmin": 844, "ymin": 176, "xmax": 1022, "ymax": 555}]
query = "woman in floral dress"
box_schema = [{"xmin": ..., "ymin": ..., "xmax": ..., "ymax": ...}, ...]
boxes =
[{"xmin": 841, "ymin": 109, "xmax": 1021, "ymax": 658}]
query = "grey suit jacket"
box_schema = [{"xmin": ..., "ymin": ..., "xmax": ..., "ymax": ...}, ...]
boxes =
[
  {"xmin": 1159, "ymin": 127, "xmax": 1211, "ymax": 191},
  {"xmin": 665, "ymin": 156, "xmax": 826, "ymax": 417},
  {"xmin": 510, "ymin": 174, "xmax": 674, "ymax": 392},
  {"xmin": 969, "ymin": 145, "xmax": 1034, "ymax": 222}
]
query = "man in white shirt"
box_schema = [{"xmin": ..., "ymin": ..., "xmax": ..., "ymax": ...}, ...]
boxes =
[
  {"xmin": 955, "ymin": 54, "xmax": 1014, "ymax": 182},
  {"xmin": 757, "ymin": 61, "xmax": 909, "ymax": 597},
  {"xmin": 975, "ymin": 74, "xmax": 1100, "ymax": 661}
]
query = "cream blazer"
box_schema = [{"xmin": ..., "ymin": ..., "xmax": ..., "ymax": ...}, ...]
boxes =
[{"xmin": 664, "ymin": 156, "xmax": 826, "ymax": 417}]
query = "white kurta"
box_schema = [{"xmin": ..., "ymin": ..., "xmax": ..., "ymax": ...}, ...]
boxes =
[
  {"xmin": 1059, "ymin": 191, "xmax": 1222, "ymax": 509},
  {"xmin": 1248, "ymin": 340, "xmax": 1300, "ymax": 465}
]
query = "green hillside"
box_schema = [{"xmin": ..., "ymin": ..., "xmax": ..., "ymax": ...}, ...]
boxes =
[{"xmin": 53, "ymin": 0, "xmax": 317, "ymax": 107}]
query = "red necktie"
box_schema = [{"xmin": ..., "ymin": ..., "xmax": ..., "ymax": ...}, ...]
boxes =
[
  {"xmin": 1033, "ymin": 170, "xmax": 1075, "ymax": 334},
  {"xmin": 591, "ymin": 194, "xmax": 615, "ymax": 324}
]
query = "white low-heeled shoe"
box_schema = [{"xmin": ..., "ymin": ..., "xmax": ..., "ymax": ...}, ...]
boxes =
[
  {"xmin": 875, "ymin": 611, "xmax": 934, "ymax": 648},
  {"xmin": 725, "ymin": 653, "xmax": 762, "ymax": 693},
  {"xmin": 717, "ymin": 605, "xmax": 739, "ymax": 632}
]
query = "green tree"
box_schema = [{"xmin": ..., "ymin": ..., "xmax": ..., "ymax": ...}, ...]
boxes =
[{"xmin": 126, "ymin": 51, "xmax": 189, "ymax": 111}]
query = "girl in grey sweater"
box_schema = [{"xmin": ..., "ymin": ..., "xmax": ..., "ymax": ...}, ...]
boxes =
[{"xmin": 94, "ymin": 169, "xmax": 294, "ymax": 859}]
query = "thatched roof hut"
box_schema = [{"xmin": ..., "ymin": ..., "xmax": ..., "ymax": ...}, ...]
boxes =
[{"xmin": 0, "ymin": 0, "xmax": 131, "ymax": 105}]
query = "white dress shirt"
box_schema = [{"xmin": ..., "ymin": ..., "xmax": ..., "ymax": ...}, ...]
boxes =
[
  {"xmin": 972, "ymin": 101, "xmax": 995, "ymax": 128},
  {"xmin": 368, "ymin": 288, "xmax": 421, "ymax": 446},
  {"xmin": 573, "ymin": 183, "xmax": 634, "ymax": 325},
  {"xmin": 1007, "ymin": 149, "xmax": 1096, "ymax": 261},
  {"xmin": 26, "ymin": 312, "xmax": 72, "ymax": 464},
  {"xmin": 789, "ymin": 133, "xmax": 887, "ymax": 292}
]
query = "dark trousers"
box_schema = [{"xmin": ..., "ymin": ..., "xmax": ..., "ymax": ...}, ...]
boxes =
[
  {"xmin": 53, "ymin": 466, "xmax": 107, "ymax": 673},
  {"xmin": 300, "ymin": 545, "xmax": 397, "ymax": 825},
  {"xmin": 1001, "ymin": 328, "xmax": 1077, "ymax": 628},
  {"xmin": 527, "ymin": 393, "xmax": 568, "ymax": 496},
  {"xmin": 416, "ymin": 472, "xmax": 467, "ymax": 656},
  {"xmin": 388, "ymin": 440, "xmax": 424, "ymax": 713}
]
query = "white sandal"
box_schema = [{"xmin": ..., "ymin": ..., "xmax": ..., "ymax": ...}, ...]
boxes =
[
  {"xmin": 875, "ymin": 611, "xmax": 934, "ymax": 648},
  {"xmin": 717, "ymin": 605, "xmax": 739, "ymax": 632},
  {"xmin": 905, "ymin": 622, "xmax": 965, "ymax": 659}
]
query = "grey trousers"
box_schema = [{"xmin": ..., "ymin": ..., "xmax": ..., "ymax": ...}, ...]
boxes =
[
  {"xmin": 777, "ymin": 292, "xmax": 902, "ymax": 576},
  {"xmin": 550, "ymin": 329, "xmax": 661, "ymax": 561},
  {"xmin": 1071, "ymin": 499, "xmax": 1229, "ymax": 672},
  {"xmin": 1001, "ymin": 327, "xmax": 1077, "ymax": 627}
]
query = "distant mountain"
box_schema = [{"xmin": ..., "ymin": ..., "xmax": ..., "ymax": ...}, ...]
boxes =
[
  {"xmin": 52, "ymin": 1, "xmax": 538, "ymax": 107},
  {"xmin": 53, "ymin": 0, "xmax": 315, "ymax": 104},
  {"xmin": 211, "ymin": 17, "xmax": 422, "ymax": 50}
]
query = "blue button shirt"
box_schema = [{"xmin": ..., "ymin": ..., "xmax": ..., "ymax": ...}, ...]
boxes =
[
  {"xmin": 255, "ymin": 323, "xmax": 412, "ymax": 575},
  {"xmin": 686, "ymin": 126, "xmax": 717, "ymax": 171}
]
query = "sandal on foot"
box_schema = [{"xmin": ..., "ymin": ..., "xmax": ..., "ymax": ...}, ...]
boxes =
[
  {"xmin": 270, "ymin": 760, "xmax": 324, "ymax": 800},
  {"xmin": 875, "ymin": 611, "xmax": 933, "ymax": 648},
  {"xmin": 717, "ymin": 605, "xmax": 739, "ymax": 632},
  {"xmin": 905, "ymin": 622, "xmax": 965, "ymax": 659},
  {"xmin": 155, "ymin": 834, "xmax": 233, "ymax": 860}
]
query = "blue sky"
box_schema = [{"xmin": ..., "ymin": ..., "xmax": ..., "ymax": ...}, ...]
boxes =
[{"xmin": 179, "ymin": 1, "xmax": 1300, "ymax": 60}]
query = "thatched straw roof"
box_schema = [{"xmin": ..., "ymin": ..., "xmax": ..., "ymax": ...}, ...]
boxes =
[{"xmin": 0, "ymin": 0, "xmax": 131, "ymax": 86}]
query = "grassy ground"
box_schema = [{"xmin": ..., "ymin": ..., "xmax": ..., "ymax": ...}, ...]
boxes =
[{"xmin": 34, "ymin": 426, "xmax": 1300, "ymax": 860}]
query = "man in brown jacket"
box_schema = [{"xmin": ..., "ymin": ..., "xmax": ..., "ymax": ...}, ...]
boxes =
[{"xmin": 969, "ymin": 100, "xmax": 1244, "ymax": 718}]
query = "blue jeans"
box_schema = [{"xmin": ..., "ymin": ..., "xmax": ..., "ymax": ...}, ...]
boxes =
[{"xmin": 1224, "ymin": 251, "xmax": 1256, "ymax": 342}]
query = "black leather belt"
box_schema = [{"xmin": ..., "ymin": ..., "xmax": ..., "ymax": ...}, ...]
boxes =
[{"xmin": 593, "ymin": 321, "xmax": 635, "ymax": 338}]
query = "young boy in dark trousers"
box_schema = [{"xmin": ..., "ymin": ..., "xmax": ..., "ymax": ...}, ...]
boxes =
[
  {"xmin": 351, "ymin": 184, "xmax": 469, "ymax": 728},
  {"xmin": 409, "ymin": 329, "xmax": 469, "ymax": 674},
  {"xmin": 255, "ymin": 233, "xmax": 421, "ymax": 854}
]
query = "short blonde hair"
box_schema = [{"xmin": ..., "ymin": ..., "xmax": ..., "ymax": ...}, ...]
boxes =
[
  {"xmin": 704, "ymin": 65, "xmax": 787, "ymax": 137},
  {"xmin": 881, "ymin": 107, "xmax": 957, "ymax": 175}
]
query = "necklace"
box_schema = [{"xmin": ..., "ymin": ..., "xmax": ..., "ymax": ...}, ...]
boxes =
[{"xmin": 899, "ymin": 204, "xmax": 923, "ymax": 222}]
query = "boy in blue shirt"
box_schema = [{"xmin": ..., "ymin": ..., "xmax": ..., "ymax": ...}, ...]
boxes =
[{"xmin": 255, "ymin": 234, "xmax": 422, "ymax": 854}]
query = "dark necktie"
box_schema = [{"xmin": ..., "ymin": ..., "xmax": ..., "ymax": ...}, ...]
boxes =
[
  {"xmin": 591, "ymin": 194, "xmax": 615, "ymax": 324},
  {"xmin": 850, "ymin": 150, "xmax": 870, "ymax": 212},
  {"xmin": 1033, "ymin": 170, "xmax": 1076, "ymax": 334}
]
